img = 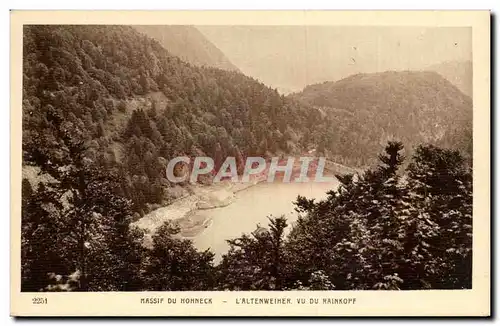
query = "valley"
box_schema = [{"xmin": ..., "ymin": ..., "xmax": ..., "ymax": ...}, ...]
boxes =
[{"xmin": 20, "ymin": 24, "xmax": 474, "ymax": 292}]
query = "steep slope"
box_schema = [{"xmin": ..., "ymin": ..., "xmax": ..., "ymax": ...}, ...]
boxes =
[
  {"xmin": 290, "ymin": 71, "xmax": 472, "ymax": 166},
  {"xmin": 21, "ymin": 26, "xmax": 474, "ymax": 293},
  {"xmin": 427, "ymin": 60, "xmax": 472, "ymax": 97},
  {"xmin": 134, "ymin": 25, "xmax": 239, "ymax": 72},
  {"xmin": 22, "ymin": 25, "xmax": 325, "ymax": 216}
]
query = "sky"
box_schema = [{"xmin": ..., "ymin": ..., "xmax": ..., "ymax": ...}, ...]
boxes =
[{"xmin": 197, "ymin": 26, "xmax": 472, "ymax": 93}]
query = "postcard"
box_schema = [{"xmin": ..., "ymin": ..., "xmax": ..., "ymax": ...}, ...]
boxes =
[{"xmin": 10, "ymin": 10, "xmax": 490, "ymax": 317}]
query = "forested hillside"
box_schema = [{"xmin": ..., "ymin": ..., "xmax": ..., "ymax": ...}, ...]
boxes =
[
  {"xmin": 290, "ymin": 71, "xmax": 473, "ymax": 166},
  {"xmin": 133, "ymin": 25, "xmax": 240, "ymax": 72},
  {"xmin": 22, "ymin": 25, "xmax": 329, "ymax": 216},
  {"xmin": 22, "ymin": 137, "xmax": 473, "ymax": 291}
]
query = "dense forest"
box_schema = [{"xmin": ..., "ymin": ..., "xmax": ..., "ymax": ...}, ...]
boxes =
[
  {"xmin": 22, "ymin": 136, "xmax": 472, "ymax": 291},
  {"xmin": 21, "ymin": 25, "xmax": 473, "ymax": 291},
  {"xmin": 290, "ymin": 71, "xmax": 473, "ymax": 167},
  {"xmin": 22, "ymin": 25, "xmax": 335, "ymax": 216}
]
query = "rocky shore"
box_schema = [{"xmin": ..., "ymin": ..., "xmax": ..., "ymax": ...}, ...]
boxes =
[
  {"xmin": 132, "ymin": 158, "xmax": 357, "ymax": 241},
  {"xmin": 132, "ymin": 178, "xmax": 264, "ymax": 239}
]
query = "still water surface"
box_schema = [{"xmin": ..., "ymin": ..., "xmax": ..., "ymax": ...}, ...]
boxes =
[{"xmin": 191, "ymin": 181, "xmax": 339, "ymax": 262}]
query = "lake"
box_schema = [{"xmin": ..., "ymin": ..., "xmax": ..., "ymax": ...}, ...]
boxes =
[{"xmin": 190, "ymin": 180, "xmax": 339, "ymax": 262}]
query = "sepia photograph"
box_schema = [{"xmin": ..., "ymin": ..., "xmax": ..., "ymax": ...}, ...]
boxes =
[{"xmin": 9, "ymin": 10, "xmax": 490, "ymax": 317}]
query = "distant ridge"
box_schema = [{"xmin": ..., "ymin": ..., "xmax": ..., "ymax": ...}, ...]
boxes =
[
  {"xmin": 134, "ymin": 25, "xmax": 240, "ymax": 72},
  {"xmin": 290, "ymin": 70, "xmax": 473, "ymax": 165},
  {"xmin": 427, "ymin": 60, "xmax": 472, "ymax": 97}
]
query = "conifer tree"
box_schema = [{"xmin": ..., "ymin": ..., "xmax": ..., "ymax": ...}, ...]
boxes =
[{"xmin": 217, "ymin": 216, "xmax": 289, "ymax": 290}]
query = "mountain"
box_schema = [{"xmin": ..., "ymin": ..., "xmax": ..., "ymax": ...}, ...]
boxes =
[
  {"xmin": 198, "ymin": 26, "xmax": 472, "ymax": 94},
  {"xmin": 427, "ymin": 60, "xmax": 472, "ymax": 97},
  {"xmin": 21, "ymin": 26, "xmax": 473, "ymax": 216},
  {"xmin": 134, "ymin": 25, "xmax": 240, "ymax": 72},
  {"xmin": 21, "ymin": 25, "xmax": 327, "ymax": 216},
  {"xmin": 290, "ymin": 70, "xmax": 473, "ymax": 166}
]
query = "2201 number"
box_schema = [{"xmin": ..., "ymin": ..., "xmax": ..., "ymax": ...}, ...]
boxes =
[{"xmin": 32, "ymin": 297, "xmax": 48, "ymax": 304}]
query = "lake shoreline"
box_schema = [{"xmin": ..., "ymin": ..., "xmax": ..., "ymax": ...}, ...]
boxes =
[
  {"xmin": 132, "ymin": 158, "xmax": 358, "ymax": 241},
  {"xmin": 132, "ymin": 177, "xmax": 267, "ymax": 239}
]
